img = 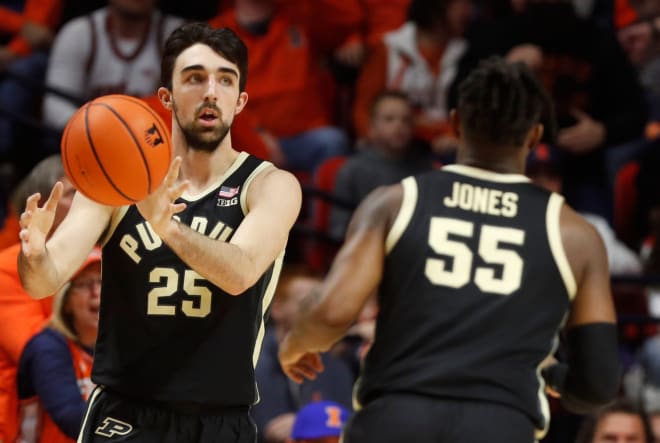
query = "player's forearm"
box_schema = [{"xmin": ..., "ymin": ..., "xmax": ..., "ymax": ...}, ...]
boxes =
[
  {"xmin": 543, "ymin": 323, "xmax": 621, "ymax": 413},
  {"xmin": 289, "ymin": 288, "xmax": 353, "ymax": 352},
  {"xmin": 161, "ymin": 219, "xmax": 258, "ymax": 295},
  {"xmin": 18, "ymin": 247, "xmax": 62, "ymax": 299}
]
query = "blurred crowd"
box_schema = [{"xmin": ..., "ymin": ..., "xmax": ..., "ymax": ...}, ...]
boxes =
[{"xmin": 2, "ymin": 0, "xmax": 660, "ymax": 441}]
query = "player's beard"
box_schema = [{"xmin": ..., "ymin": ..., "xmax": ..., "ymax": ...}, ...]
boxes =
[{"xmin": 172, "ymin": 101, "xmax": 231, "ymax": 153}]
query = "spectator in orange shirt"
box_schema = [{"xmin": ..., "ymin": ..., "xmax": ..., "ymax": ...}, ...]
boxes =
[
  {"xmin": 0, "ymin": 0, "xmax": 62, "ymax": 156},
  {"xmin": 0, "ymin": 154, "xmax": 75, "ymax": 442},
  {"xmin": 210, "ymin": 0, "xmax": 350, "ymax": 175},
  {"xmin": 352, "ymin": 0, "xmax": 473, "ymax": 159},
  {"xmin": 17, "ymin": 248, "xmax": 101, "ymax": 443}
]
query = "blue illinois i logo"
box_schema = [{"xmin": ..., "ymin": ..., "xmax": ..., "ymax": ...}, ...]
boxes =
[{"xmin": 95, "ymin": 417, "xmax": 134, "ymax": 438}]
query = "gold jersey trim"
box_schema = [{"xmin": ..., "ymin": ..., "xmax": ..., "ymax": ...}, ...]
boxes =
[{"xmin": 386, "ymin": 177, "xmax": 418, "ymax": 254}]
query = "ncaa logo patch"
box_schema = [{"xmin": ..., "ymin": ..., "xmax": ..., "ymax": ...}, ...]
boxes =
[{"xmin": 95, "ymin": 417, "xmax": 134, "ymax": 438}]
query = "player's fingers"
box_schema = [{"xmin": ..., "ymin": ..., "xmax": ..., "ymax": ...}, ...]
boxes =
[
  {"xmin": 291, "ymin": 365, "xmax": 316, "ymax": 382},
  {"xmin": 19, "ymin": 210, "xmax": 32, "ymax": 229},
  {"xmin": 307, "ymin": 353, "xmax": 324, "ymax": 372},
  {"xmin": 24, "ymin": 192, "xmax": 41, "ymax": 213},
  {"xmin": 293, "ymin": 361, "xmax": 319, "ymax": 380},
  {"xmin": 283, "ymin": 366, "xmax": 304, "ymax": 384},
  {"xmin": 43, "ymin": 182, "xmax": 63, "ymax": 212},
  {"xmin": 170, "ymin": 202, "xmax": 187, "ymax": 215},
  {"xmin": 299, "ymin": 353, "xmax": 323, "ymax": 373},
  {"xmin": 166, "ymin": 157, "xmax": 183, "ymax": 186},
  {"xmin": 169, "ymin": 180, "xmax": 189, "ymax": 201}
]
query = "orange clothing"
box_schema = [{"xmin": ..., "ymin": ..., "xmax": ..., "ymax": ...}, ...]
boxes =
[
  {"xmin": 0, "ymin": 243, "xmax": 52, "ymax": 442},
  {"xmin": 275, "ymin": 0, "xmax": 363, "ymax": 52},
  {"xmin": 353, "ymin": 40, "xmax": 454, "ymax": 142},
  {"xmin": 614, "ymin": 0, "xmax": 639, "ymax": 28},
  {"xmin": 0, "ymin": 208, "xmax": 20, "ymax": 251},
  {"xmin": 0, "ymin": 0, "xmax": 62, "ymax": 56},
  {"xmin": 140, "ymin": 94, "xmax": 271, "ymax": 161},
  {"xmin": 331, "ymin": 0, "xmax": 408, "ymax": 48},
  {"xmin": 361, "ymin": 0, "xmax": 409, "ymax": 47},
  {"xmin": 209, "ymin": 10, "xmax": 334, "ymax": 137},
  {"xmin": 353, "ymin": 43, "xmax": 389, "ymax": 137},
  {"xmin": 19, "ymin": 338, "xmax": 93, "ymax": 443}
]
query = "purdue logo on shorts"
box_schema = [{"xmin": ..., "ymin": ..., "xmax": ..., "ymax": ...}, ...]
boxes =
[{"xmin": 94, "ymin": 417, "xmax": 133, "ymax": 438}]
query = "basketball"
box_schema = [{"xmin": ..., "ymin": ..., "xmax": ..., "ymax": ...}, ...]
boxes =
[{"xmin": 61, "ymin": 94, "xmax": 172, "ymax": 206}]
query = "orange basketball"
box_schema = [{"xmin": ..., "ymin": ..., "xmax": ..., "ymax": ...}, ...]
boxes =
[{"xmin": 61, "ymin": 94, "xmax": 172, "ymax": 206}]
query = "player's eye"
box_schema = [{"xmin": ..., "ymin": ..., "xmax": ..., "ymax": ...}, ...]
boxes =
[{"xmin": 219, "ymin": 76, "xmax": 234, "ymax": 86}]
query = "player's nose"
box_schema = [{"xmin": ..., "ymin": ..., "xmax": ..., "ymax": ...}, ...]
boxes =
[{"xmin": 203, "ymin": 77, "xmax": 218, "ymax": 103}]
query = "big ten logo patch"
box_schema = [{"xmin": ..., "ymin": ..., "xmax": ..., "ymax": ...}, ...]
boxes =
[
  {"xmin": 325, "ymin": 405, "xmax": 343, "ymax": 429},
  {"xmin": 217, "ymin": 185, "xmax": 240, "ymax": 207},
  {"xmin": 95, "ymin": 417, "xmax": 134, "ymax": 438}
]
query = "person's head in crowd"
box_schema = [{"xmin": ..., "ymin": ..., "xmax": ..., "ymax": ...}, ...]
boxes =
[
  {"xmin": 10, "ymin": 155, "xmax": 75, "ymax": 234},
  {"xmin": 407, "ymin": 0, "xmax": 473, "ymax": 38},
  {"xmin": 287, "ymin": 401, "xmax": 350, "ymax": 443},
  {"xmin": 368, "ymin": 91, "xmax": 415, "ymax": 157},
  {"xmin": 271, "ymin": 266, "xmax": 321, "ymax": 342},
  {"xmin": 110, "ymin": 0, "xmax": 157, "ymax": 20},
  {"xmin": 576, "ymin": 398, "xmax": 654, "ymax": 443},
  {"xmin": 50, "ymin": 248, "xmax": 102, "ymax": 348}
]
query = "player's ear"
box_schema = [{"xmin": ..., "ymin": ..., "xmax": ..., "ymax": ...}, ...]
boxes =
[
  {"xmin": 158, "ymin": 87, "xmax": 173, "ymax": 111},
  {"xmin": 449, "ymin": 109, "xmax": 461, "ymax": 137},
  {"xmin": 526, "ymin": 123, "xmax": 544, "ymax": 151},
  {"xmin": 234, "ymin": 91, "xmax": 248, "ymax": 115}
]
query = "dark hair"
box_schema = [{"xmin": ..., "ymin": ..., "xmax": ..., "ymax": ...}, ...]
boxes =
[
  {"xmin": 369, "ymin": 90, "xmax": 411, "ymax": 119},
  {"xmin": 575, "ymin": 398, "xmax": 654, "ymax": 443},
  {"xmin": 407, "ymin": 0, "xmax": 453, "ymax": 30},
  {"xmin": 457, "ymin": 56, "xmax": 556, "ymax": 148},
  {"xmin": 161, "ymin": 22, "xmax": 248, "ymax": 91}
]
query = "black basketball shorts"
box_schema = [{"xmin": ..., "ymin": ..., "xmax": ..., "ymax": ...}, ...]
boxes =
[
  {"xmin": 342, "ymin": 393, "xmax": 538, "ymax": 443},
  {"xmin": 77, "ymin": 387, "xmax": 257, "ymax": 443}
]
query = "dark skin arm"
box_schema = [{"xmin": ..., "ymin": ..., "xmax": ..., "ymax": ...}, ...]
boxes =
[
  {"xmin": 278, "ymin": 184, "xmax": 402, "ymax": 383},
  {"xmin": 560, "ymin": 203, "xmax": 616, "ymax": 327},
  {"xmin": 541, "ymin": 203, "xmax": 620, "ymax": 408}
]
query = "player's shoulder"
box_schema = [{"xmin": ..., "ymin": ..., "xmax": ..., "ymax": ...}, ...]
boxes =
[
  {"xmin": 253, "ymin": 162, "xmax": 300, "ymax": 190},
  {"xmin": 245, "ymin": 162, "xmax": 302, "ymax": 208},
  {"xmin": 558, "ymin": 197, "xmax": 608, "ymax": 269},
  {"xmin": 559, "ymin": 200, "xmax": 602, "ymax": 243},
  {"xmin": 351, "ymin": 181, "xmax": 406, "ymax": 232}
]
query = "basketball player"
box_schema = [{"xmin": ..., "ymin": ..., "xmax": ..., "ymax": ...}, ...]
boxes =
[
  {"xmin": 18, "ymin": 23, "xmax": 301, "ymax": 443},
  {"xmin": 279, "ymin": 57, "xmax": 621, "ymax": 443}
]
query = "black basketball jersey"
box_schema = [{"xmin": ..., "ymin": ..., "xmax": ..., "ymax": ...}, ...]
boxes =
[
  {"xmin": 357, "ymin": 164, "xmax": 576, "ymax": 436},
  {"xmin": 94, "ymin": 152, "xmax": 284, "ymax": 407}
]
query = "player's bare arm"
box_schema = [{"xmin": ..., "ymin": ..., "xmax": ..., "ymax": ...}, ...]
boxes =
[
  {"xmin": 140, "ymin": 160, "xmax": 302, "ymax": 296},
  {"xmin": 279, "ymin": 184, "xmax": 402, "ymax": 383},
  {"xmin": 18, "ymin": 187, "xmax": 113, "ymax": 299},
  {"xmin": 541, "ymin": 203, "xmax": 620, "ymax": 413},
  {"xmin": 561, "ymin": 204, "xmax": 616, "ymax": 326}
]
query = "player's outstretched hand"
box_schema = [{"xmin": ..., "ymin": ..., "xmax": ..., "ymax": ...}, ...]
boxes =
[
  {"xmin": 279, "ymin": 333, "xmax": 324, "ymax": 384},
  {"xmin": 137, "ymin": 156, "xmax": 189, "ymax": 236},
  {"xmin": 19, "ymin": 182, "xmax": 63, "ymax": 258}
]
